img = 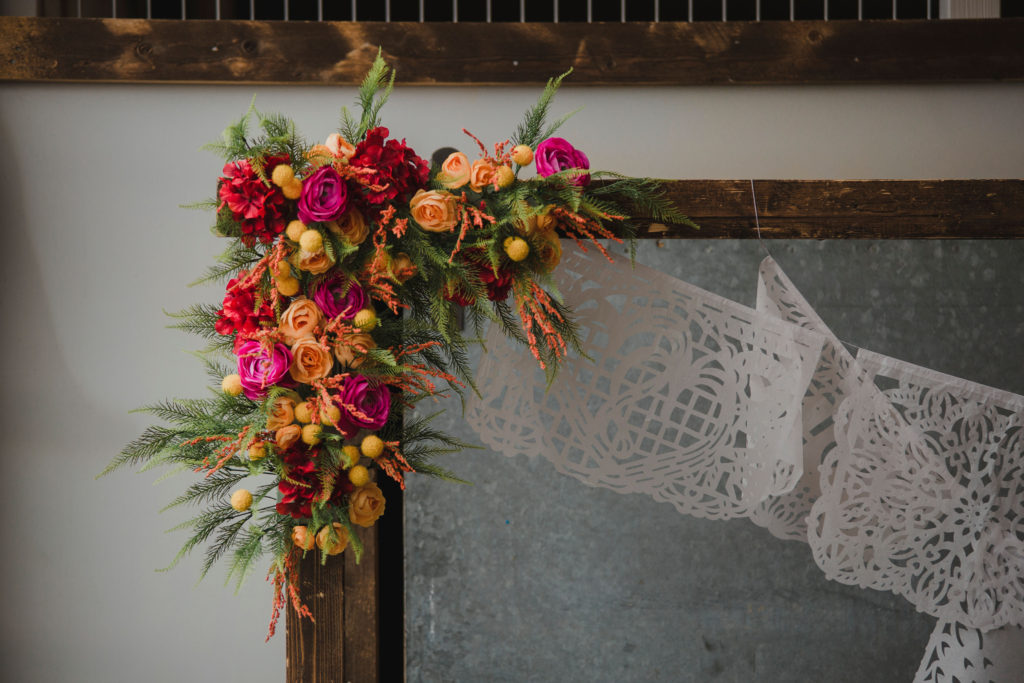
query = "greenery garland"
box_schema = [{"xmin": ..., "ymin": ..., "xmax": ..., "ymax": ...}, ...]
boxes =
[{"xmin": 103, "ymin": 53, "xmax": 694, "ymax": 639}]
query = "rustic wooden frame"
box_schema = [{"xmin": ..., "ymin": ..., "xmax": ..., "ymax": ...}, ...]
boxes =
[
  {"xmin": 4, "ymin": 14, "xmax": 1022, "ymax": 682},
  {"xmin": 1, "ymin": 16, "xmax": 1023, "ymax": 85}
]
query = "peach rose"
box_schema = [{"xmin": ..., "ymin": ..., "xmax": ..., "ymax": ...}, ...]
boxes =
[
  {"xmin": 296, "ymin": 248, "xmax": 334, "ymax": 275},
  {"xmin": 289, "ymin": 338, "xmax": 334, "ymax": 383},
  {"xmin": 276, "ymin": 424, "xmax": 302, "ymax": 450},
  {"xmin": 265, "ymin": 396, "xmax": 296, "ymax": 431},
  {"xmin": 327, "ymin": 210, "xmax": 369, "ymax": 246},
  {"xmin": 535, "ymin": 233, "xmax": 563, "ymax": 272},
  {"xmin": 389, "ymin": 252, "xmax": 417, "ymax": 283},
  {"xmin": 334, "ymin": 331, "xmax": 376, "ymax": 368},
  {"xmin": 437, "ymin": 151, "xmax": 471, "ymax": 189},
  {"xmin": 279, "ymin": 297, "xmax": 324, "ymax": 345},
  {"xmin": 349, "ymin": 482, "xmax": 386, "ymax": 527},
  {"xmin": 410, "ymin": 189, "xmax": 459, "ymax": 233},
  {"xmin": 325, "ymin": 133, "xmax": 355, "ymax": 160},
  {"xmin": 469, "ymin": 159, "xmax": 497, "ymax": 192},
  {"xmin": 316, "ymin": 522, "xmax": 349, "ymax": 555}
]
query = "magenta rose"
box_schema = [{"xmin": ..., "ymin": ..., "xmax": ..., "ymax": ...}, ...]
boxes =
[
  {"xmin": 535, "ymin": 137, "xmax": 590, "ymax": 187},
  {"xmin": 236, "ymin": 340, "xmax": 292, "ymax": 400},
  {"xmin": 313, "ymin": 273, "xmax": 367, "ymax": 321},
  {"xmin": 298, "ymin": 165, "xmax": 349, "ymax": 225},
  {"xmin": 334, "ymin": 377, "xmax": 391, "ymax": 437}
]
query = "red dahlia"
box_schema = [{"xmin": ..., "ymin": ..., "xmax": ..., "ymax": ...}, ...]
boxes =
[
  {"xmin": 275, "ymin": 445, "xmax": 354, "ymax": 520},
  {"xmin": 349, "ymin": 127, "xmax": 429, "ymax": 206},
  {"xmin": 217, "ymin": 155, "xmax": 290, "ymax": 246}
]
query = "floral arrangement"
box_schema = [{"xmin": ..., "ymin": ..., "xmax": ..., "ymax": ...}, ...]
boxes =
[{"xmin": 104, "ymin": 54, "xmax": 691, "ymax": 639}]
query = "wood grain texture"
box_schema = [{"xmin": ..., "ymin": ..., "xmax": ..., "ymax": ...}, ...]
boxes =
[
  {"xmin": 286, "ymin": 552, "xmax": 345, "ymax": 683},
  {"xmin": 1, "ymin": 17, "xmax": 1022, "ymax": 85},
  {"xmin": 637, "ymin": 180, "xmax": 1024, "ymax": 239},
  {"xmin": 344, "ymin": 524, "xmax": 379, "ymax": 682}
]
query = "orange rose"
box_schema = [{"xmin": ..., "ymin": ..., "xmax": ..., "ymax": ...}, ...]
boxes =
[
  {"xmin": 535, "ymin": 206, "xmax": 558, "ymax": 233},
  {"xmin": 296, "ymin": 249, "xmax": 334, "ymax": 275},
  {"xmin": 410, "ymin": 189, "xmax": 459, "ymax": 233},
  {"xmin": 276, "ymin": 424, "xmax": 301, "ymax": 450},
  {"xmin": 316, "ymin": 522, "xmax": 349, "ymax": 555},
  {"xmin": 535, "ymin": 233, "xmax": 563, "ymax": 272},
  {"xmin": 437, "ymin": 151, "xmax": 471, "ymax": 189},
  {"xmin": 325, "ymin": 133, "xmax": 355, "ymax": 160},
  {"xmin": 334, "ymin": 331, "xmax": 376, "ymax": 368},
  {"xmin": 469, "ymin": 159, "xmax": 497, "ymax": 192},
  {"xmin": 265, "ymin": 396, "xmax": 296, "ymax": 431},
  {"xmin": 327, "ymin": 210, "xmax": 369, "ymax": 246},
  {"xmin": 279, "ymin": 297, "xmax": 324, "ymax": 345},
  {"xmin": 289, "ymin": 338, "xmax": 334, "ymax": 383},
  {"xmin": 349, "ymin": 482, "xmax": 386, "ymax": 527}
]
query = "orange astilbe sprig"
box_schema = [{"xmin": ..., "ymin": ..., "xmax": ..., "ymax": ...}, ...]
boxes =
[
  {"xmin": 550, "ymin": 206, "xmax": 624, "ymax": 263},
  {"xmin": 266, "ymin": 548, "xmax": 314, "ymax": 641},
  {"xmin": 461, "ymin": 129, "xmax": 513, "ymax": 167},
  {"xmin": 448, "ymin": 194, "xmax": 496, "ymax": 264},
  {"xmin": 363, "ymin": 206, "xmax": 409, "ymax": 314},
  {"xmin": 375, "ymin": 439, "xmax": 415, "ymax": 489},
  {"xmin": 226, "ymin": 235, "xmax": 290, "ymax": 296},
  {"xmin": 182, "ymin": 425, "xmax": 251, "ymax": 478},
  {"xmin": 515, "ymin": 280, "xmax": 569, "ymax": 370}
]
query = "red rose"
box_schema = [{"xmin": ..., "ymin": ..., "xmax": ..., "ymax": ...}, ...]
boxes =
[
  {"xmin": 215, "ymin": 271, "xmax": 276, "ymax": 345},
  {"xmin": 217, "ymin": 155, "xmax": 290, "ymax": 246},
  {"xmin": 349, "ymin": 127, "xmax": 429, "ymax": 206}
]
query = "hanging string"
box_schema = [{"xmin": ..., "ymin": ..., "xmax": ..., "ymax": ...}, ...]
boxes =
[{"xmin": 750, "ymin": 179, "xmax": 772, "ymax": 257}]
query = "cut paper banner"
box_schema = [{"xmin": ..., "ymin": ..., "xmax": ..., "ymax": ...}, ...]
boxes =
[
  {"xmin": 913, "ymin": 621, "xmax": 1024, "ymax": 683},
  {"xmin": 808, "ymin": 350, "xmax": 1024, "ymax": 633},
  {"xmin": 749, "ymin": 256, "xmax": 876, "ymax": 542},
  {"xmin": 467, "ymin": 245, "xmax": 824, "ymax": 520}
]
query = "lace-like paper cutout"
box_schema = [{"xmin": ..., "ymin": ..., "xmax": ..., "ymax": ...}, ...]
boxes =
[
  {"xmin": 467, "ymin": 245, "xmax": 823, "ymax": 520},
  {"xmin": 808, "ymin": 351, "xmax": 1024, "ymax": 631},
  {"xmin": 913, "ymin": 621, "xmax": 1024, "ymax": 683},
  {"xmin": 749, "ymin": 256, "xmax": 873, "ymax": 542}
]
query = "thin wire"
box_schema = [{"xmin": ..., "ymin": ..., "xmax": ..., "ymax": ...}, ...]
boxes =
[{"xmin": 750, "ymin": 179, "xmax": 771, "ymax": 257}]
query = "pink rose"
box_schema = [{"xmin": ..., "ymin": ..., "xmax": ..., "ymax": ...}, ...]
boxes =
[
  {"xmin": 535, "ymin": 137, "xmax": 590, "ymax": 187},
  {"xmin": 334, "ymin": 376, "xmax": 391, "ymax": 438},
  {"xmin": 298, "ymin": 165, "xmax": 349, "ymax": 225},
  {"xmin": 236, "ymin": 340, "xmax": 292, "ymax": 400}
]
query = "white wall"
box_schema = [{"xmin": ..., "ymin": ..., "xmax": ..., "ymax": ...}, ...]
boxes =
[{"xmin": 0, "ymin": 81, "xmax": 1022, "ymax": 682}]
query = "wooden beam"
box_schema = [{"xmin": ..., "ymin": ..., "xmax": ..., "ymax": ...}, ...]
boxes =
[
  {"xmin": 1, "ymin": 17, "xmax": 1022, "ymax": 85},
  {"xmin": 640, "ymin": 180, "xmax": 1024, "ymax": 239}
]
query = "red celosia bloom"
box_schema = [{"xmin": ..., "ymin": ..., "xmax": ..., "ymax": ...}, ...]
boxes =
[
  {"xmin": 349, "ymin": 127, "xmax": 429, "ymax": 206},
  {"xmin": 218, "ymin": 155, "xmax": 290, "ymax": 246},
  {"xmin": 215, "ymin": 271, "xmax": 276, "ymax": 344},
  {"xmin": 276, "ymin": 445, "xmax": 354, "ymax": 519}
]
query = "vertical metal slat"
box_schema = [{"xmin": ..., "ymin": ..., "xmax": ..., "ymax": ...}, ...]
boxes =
[
  {"xmin": 452, "ymin": 0, "xmax": 457, "ymax": 22},
  {"xmin": 688, "ymin": 0, "xmax": 693, "ymax": 22},
  {"xmin": 721, "ymin": 0, "xmax": 726, "ymax": 21}
]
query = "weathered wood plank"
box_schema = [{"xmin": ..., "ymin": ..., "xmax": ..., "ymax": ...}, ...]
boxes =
[
  {"xmin": 640, "ymin": 180, "xmax": 1024, "ymax": 239},
  {"xmin": 343, "ymin": 524, "xmax": 379, "ymax": 682},
  {"xmin": 1, "ymin": 17, "xmax": 1022, "ymax": 85}
]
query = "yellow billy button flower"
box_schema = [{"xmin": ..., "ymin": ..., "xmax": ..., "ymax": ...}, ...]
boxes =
[
  {"xmin": 248, "ymin": 442, "xmax": 267, "ymax": 461},
  {"xmin": 276, "ymin": 276, "xmax": 300, "ymax": 297},
  {"xmin": 341, "ymin": 445, "xmax": 361, "ymax": 469},
  {"xmin": 494, "ymin": 165, "xmax": 515, "ymax": 189},
  {"xmin": 299, "ymin": 229, "xmax": 324, "ymax": 254},
  {"xmin": 320, "ymin": 404, "xmax": 342, "ymax": 425},
  {"xmin": 360, "ymin": 435, "xmax": 385, "ymax": 459},
  {"xmin": 221, "ymin": 373, "xmax": 243, "ymax": 396},
  {"xmin": 348, "ymin": 464, "xmax": 371, "ymax": 487},
  {"xmin": 293, "ymin": 401, "xmax": 313, "ymax": 424},
  {"xmin": 301, "ymin": 423, "xmax": 322, "ymax": 446},
  {"xmin": 503, "ymin": 236, "xmax": 529, "ymax": 262},
  {"xmin": 511, "ymin": 144, "xmax": 534, "ymax": 166},
  {"xmin": 316, "ymin": 523, "xmax": 349, "ymax": 555},
  {"xmin": 230, "ymin": 489, "xmax": 253, "ymax": 512},
  {"xmin": 285, "ymin": 220, "xmax": 306, "ymax": 242},
  {"xmin": 271, "ymin": 164, "xmax": 295, "ymax": 187},
  {"xmin": 282, "ymin": 178, "xmax": 303, "ymax": 200},
  {"xmin": 353, "ymin": 309, "xmax": 377, "ymax": 331},
  {"xmin": 291, "ymin": 525, "xmax": 315, "ymax": 551}
]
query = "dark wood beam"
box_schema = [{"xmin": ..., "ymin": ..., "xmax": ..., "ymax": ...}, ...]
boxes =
[
  {"xmin": 1, "ymin": 17, "xmax": 1022, "ymax": 85},
  {"xmin": 640, "ymin": 180, "xmax": 1024, "ymax": 239}
]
